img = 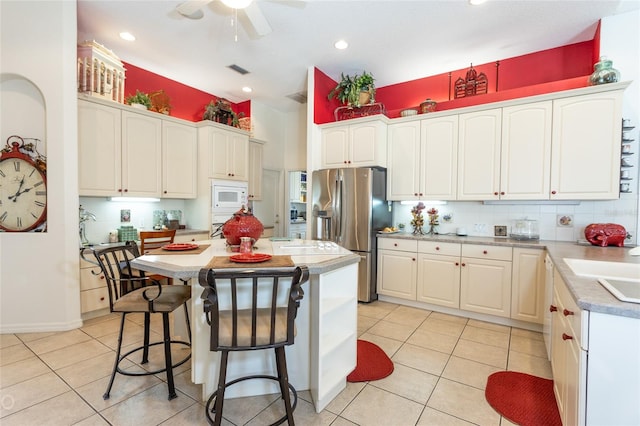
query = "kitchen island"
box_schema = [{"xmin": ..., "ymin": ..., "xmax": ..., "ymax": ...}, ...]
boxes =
[{"xmin": 130, "ymin": 238, "xmax": 360, "ymax": 413}]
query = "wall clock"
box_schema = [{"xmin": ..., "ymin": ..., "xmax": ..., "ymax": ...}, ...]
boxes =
[{"xmin": 0, "ymin": 136, "xmax": 47, "ymax": 232}]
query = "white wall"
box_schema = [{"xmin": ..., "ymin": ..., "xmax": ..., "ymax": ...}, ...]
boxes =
[{"xmin": 0, "ymin": 1, "xmax": 81, "ymax": 332}]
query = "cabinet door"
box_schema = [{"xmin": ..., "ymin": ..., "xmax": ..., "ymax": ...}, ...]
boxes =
[
  {"xmin": 511, "ymin": 248, "xmax": 545, "ymax": 324},
  {"xmin": 321, "ymin": 127, "xmax": 349, "ymax": 168},
  {"xmin": 550, "ymin": 91, "xmax": 623, "ymax": 200},
  {"xmin": 457, "ymin": 109, "xmax": 502, "ymax": 200},
  {"xmin": 162, "ymin": 121, "xmax": 197, "ymax": 199},
  {"xmin": 350, "ymin": 121, "xmax": 386, "ymax": 167},
  {"xmin": 422, "ymin": 115, "xmax": 458, "ymax": 200},
  {"xmin": 248, "ymin": 141, "xmax": 263, "ymax": 200},
  {"xmin": 209, "ymin": 130, "xmax": 232, "ymax": 179},
  {"xmin": 387, "ymin": 121, "xmax": 421, "ymax": 200},
  {"xmin": 121, "ymin": 111, "xmax": 162, "ymax": 197},
  {"xmin": 460, "ymin": 257, "xmax": 512, "ymax": 317},
  {"xmin": 377, "ymin": 249, "xmax": 416, "ymax": 300},
  {"xmin": 417, "ymin": 253, "xmax": 460, "ymax": 308},
  {"xmin": 230, "ymin": 134, "xmax": 249, "ymax": 181},
  {"xmin": 78, "ymin": 100, "xmax": 121, "ymax": 196},
  {"xmin": 501, "ymin": 102, "xmax": 552, "ymax": 200}
]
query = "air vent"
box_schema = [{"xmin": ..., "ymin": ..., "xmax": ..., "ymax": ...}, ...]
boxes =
[
  {"xmin": 286, "ymin": 91, "xmax": 307, "ymax": 104},
  {"xmin": 227, "ymin": 64, "xmax": 249, "ymax": 75}
]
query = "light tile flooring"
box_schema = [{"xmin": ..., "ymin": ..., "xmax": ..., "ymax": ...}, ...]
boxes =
[{"xmin": 0, "ymin": 301, "xmax": 552, "ymax": 425}]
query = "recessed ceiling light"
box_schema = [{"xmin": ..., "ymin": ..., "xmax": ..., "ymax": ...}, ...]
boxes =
[
  {"xmin": 221, "ymin": 0, "xmax": 253, "ymax": 9},
  {"xmin": 469, "ymin": 0, "xmax": 487, "ymax": 5},
  {"xmin": 242, "ymin": 87, "xmax": 252, "ymax": 93},
  {"xmin": 119, "ymin": 32, "xmax": 135, "ymax": 41},
  {"xmin": 334, "ymin": 40, "xmax": 348, "ymax": 50}
]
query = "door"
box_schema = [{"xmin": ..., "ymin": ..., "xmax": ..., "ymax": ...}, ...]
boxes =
[
  {"xmin": 252, "ymin": 169, "xmax": 282, "ymax": 237},
  {"xmin": 311, "ymin": 169, "xmax": 338, "ymax": 241},
  {"xmin": 340, "ymin": 168, "xmax": 374, "ymax": 252}
]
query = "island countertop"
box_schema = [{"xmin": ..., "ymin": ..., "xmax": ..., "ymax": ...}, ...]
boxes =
[{"xmin": 131, "ymin": 238, "xmax": 360, "ymax": 280}]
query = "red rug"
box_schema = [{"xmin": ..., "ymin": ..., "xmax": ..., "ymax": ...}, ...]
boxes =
[
  {"xmin": 485, "ymin": 371, "xmax": 561, "ymax": 426},
  {"xmin": 347, "ymin": 339, "xmax": 394, "ymax": 382}
]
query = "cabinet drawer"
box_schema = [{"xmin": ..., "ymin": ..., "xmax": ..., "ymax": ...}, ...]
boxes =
[
  {"xmin": 174, "ymin": 232, "xmax": 209, "ymax": 243},
  {"xmin": 418, "ymin": 241, "xmax": 461, "ymax": 257},
  {"xmin": 462, "ymin": 245, "xmax": 512, "ymax": 261},
  {"xmin": 378, "ymin": 238, "xmax": 417, "ymax": 252},
  {"xmin": 80, "ymin": 287, "xmax": 110, "ymax": 313},
  {"xmin": 80, "ymin": 266, "xmax": 106, "ymax": 291}
]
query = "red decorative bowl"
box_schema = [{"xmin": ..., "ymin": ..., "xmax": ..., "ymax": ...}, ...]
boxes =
[{"xmin": 222, "ymin": 209, "xmax": 264, "ymax": 246}]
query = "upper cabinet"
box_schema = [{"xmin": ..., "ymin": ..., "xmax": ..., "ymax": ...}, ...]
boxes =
[
  {"xmin": 248, "ymin": 139, "xmax": 264, "ymax": 200},
  {"xmin": 79, "ymin": 97, "xmax": 198, "ymax": 199},
  {"xmin": 550, "ymin": 90, "xmax": 623, "ymax": 200},
  {"xmin": 162, "ymin": 120, "xmax": 197, "ymax": 199},
  {"xmin": 320, "ymin": 119, "xmax": 387, "ymax": 169},
  {"xmin": 457, "ymin": 109, "xmax": 502, "ymax": 200},
  {"xmin": 199, "ymin": 123, "xmax": 249, "ymax": 181},
  {"xmin": 387, "ymin": 121, "xmax": 421, "ymax": 200}
]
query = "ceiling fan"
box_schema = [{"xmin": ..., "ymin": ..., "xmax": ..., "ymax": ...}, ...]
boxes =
[{"xmin": 177, "ymin": 0, "xmax": 284, "ymax": 37}]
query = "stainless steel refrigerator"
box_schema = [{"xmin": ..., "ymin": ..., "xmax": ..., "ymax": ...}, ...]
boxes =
[{"xmin": 311, "ymin": 167, "xmax": 392, "ymax": 302}]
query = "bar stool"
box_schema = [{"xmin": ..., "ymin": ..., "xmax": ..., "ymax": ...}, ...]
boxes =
[
  {"xmin": 139, "ymin": 229, "xmax": 176, "ymax": 285},
  {"xmin": 93, "ymin": 241, "xmax": 191, "ymax": 400},
  {"xmin": 198, "ymin": 266, "xmax": 309, "ymax": 426}
]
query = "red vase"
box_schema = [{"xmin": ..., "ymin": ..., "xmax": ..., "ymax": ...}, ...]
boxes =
[{"xmin": 222, "ymin": 209, "xmax": 264, "ymax": 247}]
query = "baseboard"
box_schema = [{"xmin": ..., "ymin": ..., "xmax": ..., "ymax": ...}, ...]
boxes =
[{"xmin": 0, "ymin": 318, "xmax": 83, "ymax": 334}]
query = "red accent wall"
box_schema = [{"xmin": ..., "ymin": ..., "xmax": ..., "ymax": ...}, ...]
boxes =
[
  {"xmin": 315, "ymin": 39, "xmax": 598, "ymax": 123},
  {"xmin": 123, "ymin": 62, "xmax": 250, "ymax": 122}
]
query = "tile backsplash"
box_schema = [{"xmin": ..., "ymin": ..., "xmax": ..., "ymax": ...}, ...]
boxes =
[{"xmin": 392, "ymin": 198, "xmax": 639, "ymax": 245}]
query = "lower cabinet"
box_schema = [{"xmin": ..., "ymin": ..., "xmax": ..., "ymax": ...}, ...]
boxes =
[
  {"xmin": 460, "ymin": 245, "xmax": 512, "ymax": 318},
  {"xmin": 377, "ymin": 238, "xmax": 417, "ymax": 300},
  {"xmin": 378, "ymin": 238, "xmax": 545, "ymax": 325},
  {"xmin": 174, "ymin": 232, "xmax": 210, "ymax": 243}
]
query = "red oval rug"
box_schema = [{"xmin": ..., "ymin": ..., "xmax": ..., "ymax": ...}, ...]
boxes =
[
  {"xmin": 485, "ymin": 371, "xmax": 561, "ymax": 426},
  {"xmin": 347, "ymin": 339, "xmax": 394, "ymax": 382}
]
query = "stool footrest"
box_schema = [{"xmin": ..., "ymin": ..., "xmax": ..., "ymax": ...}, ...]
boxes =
[{"xmin": 116, "ymin": 340, "xmax": 191, "ymax": 376}]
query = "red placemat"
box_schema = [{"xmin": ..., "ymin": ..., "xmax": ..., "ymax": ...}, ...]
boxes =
[
  {"xmin": 206, "ymin": 255, "xmax": 294, "ymax": 269},
  {"xmin": 146, "ymin": 244, "xmax": 210, "ymax": 255}
]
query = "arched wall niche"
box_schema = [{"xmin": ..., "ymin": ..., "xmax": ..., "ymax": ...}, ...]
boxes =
[{"xmin": 0, "ymin": 73, "xmax": 47, "ymax": 232}]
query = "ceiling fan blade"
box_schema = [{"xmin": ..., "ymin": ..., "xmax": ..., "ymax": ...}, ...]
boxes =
[
  {"xmin": 176, "ymin": 0, "xmax": 212, "ymax": 17},
  {"xmin": 243, "ymin": 2, "xmax": 272, "ymax": 36}
]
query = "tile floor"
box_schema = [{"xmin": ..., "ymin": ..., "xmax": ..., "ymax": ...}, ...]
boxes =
[{"xmin": 0, "ymin": 301, "xmax": 552, "ymax": 425}]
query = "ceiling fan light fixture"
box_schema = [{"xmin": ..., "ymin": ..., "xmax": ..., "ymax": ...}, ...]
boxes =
[{"xmin": 221, "ymin": 0, "xmax": 253, "ymax": 9}]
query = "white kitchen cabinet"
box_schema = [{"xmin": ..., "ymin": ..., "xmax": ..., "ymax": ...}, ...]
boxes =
[
  {"xmin": 377, "ymin": 238, "xmax": 417, "ymax": 300},
  {"xmin": 457, "ymin": 108, "xmax": 502, "ymax": 200},
  {"xmin": 174, "ymin": 232, "xmax": 210, "ymax": 243},
  {"xmin": 550, "ymin": 90, "xmax": 624, "ymax": 200},
  {"xmin": 320, "ymin": 119, "xmax": 387, "ymax": 168},
  {"xmin": 387, "ymin": 121, "xmax": 421, "ymax": 200},
  {"xmin": 121, "ymin": 110, "xmax": 162, "ymax": 197},
  {"xmin": 78, "ymin": 99, "xmax": 122, "ymax": 196},
  {"xmin": 201, "ymin": 123, "xmax": 249, "ymax": 180},
  {"xmin": 460, "ymin": 245, "xmax": 512, "ymax": 318},
  {"xmin": 550, "ymin": 269, "xmax": 587, "ymax": 426},
  {"xmin": 248, "ymin": 139, "xmax": 264, "ymax": 200},
  {"xmin": 387, "ymin": 116, "xmax": 458, "ymax": 201},
  {"xmin": 500, "ymin": 101, "xmax": 552, "ymax": 200},
  {"xmin": 416, "ymin": 241, "xmax": 461, "ymax": 308},
  {"xmin": 289, "ymin": 171, "xmax": 307, "ymax": 202},
  {"xmin": 162, "ymin": 120, "xmax": 197, "ymax": 199},
  {"xmin": 511, "ymin": 248, "xmax": 545, "ymax": 324}
]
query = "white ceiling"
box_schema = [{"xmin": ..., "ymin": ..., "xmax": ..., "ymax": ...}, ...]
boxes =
[{"xmin": 77, "ymin": 0, "xmax": 640, "ymax": 112}]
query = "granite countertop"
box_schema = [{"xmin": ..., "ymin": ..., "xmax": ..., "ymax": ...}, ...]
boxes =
[{"xmin": 377, "ymin": 233, "xmax": 640, "ymax": 319}]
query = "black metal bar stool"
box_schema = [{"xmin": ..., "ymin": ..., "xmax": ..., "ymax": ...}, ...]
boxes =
[
  {"xmin": 92, "ymin": 241, "xmax": 192, "ymax": 400},
  {"xmin": 198, "ymin": 266, "xmax": 309, "ymax": 426}
]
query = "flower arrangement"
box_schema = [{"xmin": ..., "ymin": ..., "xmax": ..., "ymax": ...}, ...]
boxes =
[
  {"xmin": 411, "ymin": 202, "xmax": 426, "ymax": 235},
  {"xmin": 427, "ymin": 208, "xmax": 439, "ymax": 235}
]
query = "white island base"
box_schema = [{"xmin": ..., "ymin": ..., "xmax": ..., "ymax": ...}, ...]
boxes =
[{"xmin": 131, "ymin": 239, "xmax": 360, "ymax": 413}]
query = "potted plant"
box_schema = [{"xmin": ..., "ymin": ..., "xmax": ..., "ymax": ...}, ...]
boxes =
[
  {"xmin": 203, "ymin": 98, "xmax": 244, "ymax": 128},
  {"xmin": 328, "ymin": 71, "xmax": 376, "ymax": 107},
  {"xmin": 125, "ymin": 90, "xmax": 152, "ymax": 110}
]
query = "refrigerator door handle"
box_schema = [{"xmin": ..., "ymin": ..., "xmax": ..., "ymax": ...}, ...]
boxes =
[{"xmin": 336, "ymin": 173, "xmax": 343, "ymax": 244}]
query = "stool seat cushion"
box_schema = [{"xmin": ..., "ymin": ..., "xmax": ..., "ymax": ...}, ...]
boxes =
[
  {"xmin": 113, "ymin": 285, "xmax": 191, "ymax": 313},
  {"xmin": 218, "ymin": 307, "xmax": 293, "ymax": 347}
]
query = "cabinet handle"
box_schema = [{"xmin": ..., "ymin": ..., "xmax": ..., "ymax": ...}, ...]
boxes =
[
  {"xmin": 118, "ymin": 188, "xmax": 123, "ymax": 193},
  {"xmin": 412, "ymin": 258, "xmax": 416, "ymax": 261},
  {"xmin": 483, "ymin": 250, "xmax": 488, "ymax": 255},
  {"xmin": 494, "ymin": 192, "xmax": 499, "ymax": 196},
  {"xmin": 500, "ymin": 191, "xmax": 505, "ymax": 195},
  {"xmin": 562, "ymin": 333, "xmax": 573, "ymax": 341},
  {"xmin": 124, "ymin": 189, "xmax": 128, "ymax": 192},
  {"xmin": 100, "ymin": 275, "xmax": 105, "ymax": 280},
  {"xmin": 551, "ymin": 190, "xmax": 557, "ymax": 195},
  {"xmin": 419, "ymin": 193, "xmax": 423, "ymax": 196},
  {"xmin": 563, "ymin": 308, "xmax": 574, "ymax": 316},
  {"xmin": 461, "ymin": 262, "xmax": 466, "ymax": 267},
  {"xmin": 414, "ymin": 193, "xmax": 418, "ymax": 196},
  {"xmin": 549, "ymin": 305, "xmax": 558, "ymax": 312},
  {"xmin": 455, "ymin": 262, "xmax": 459, "ymax": 266},
  {"xmin": 100, "ymin": 297, "xmax": 105, "ymax": 301},
  {"xmin": 435, "ymin": 246, "xmax": 440, "ymax": 250},
  {"xmin": 164, "ymin": 190, "xmax": 167, "ymax": 194}
]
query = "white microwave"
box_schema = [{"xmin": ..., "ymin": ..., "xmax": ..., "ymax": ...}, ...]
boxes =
[{"xmin": 211, "ymin": 180, "xmax": 248, "ymax": 213}]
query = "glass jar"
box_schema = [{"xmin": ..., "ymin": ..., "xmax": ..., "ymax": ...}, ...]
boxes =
[{"xmin": 588, "ymin": 56, "xmax": 621, "ymax": 86}]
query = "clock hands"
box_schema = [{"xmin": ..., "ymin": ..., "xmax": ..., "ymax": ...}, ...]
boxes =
[{"xmin": 8, "ymin": 176, "xmax": 31, "ymax": 202}]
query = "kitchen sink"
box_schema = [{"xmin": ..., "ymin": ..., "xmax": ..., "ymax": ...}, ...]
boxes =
[{"xmin": 564, "ymin": 258, "xmax": 640, "ymax": 282}]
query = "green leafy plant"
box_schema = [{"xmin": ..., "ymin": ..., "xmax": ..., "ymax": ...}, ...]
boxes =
[
  {"xmin": 328, "ymin": 71, "xmax": 376, "ymax": 107},
  {"xmin": 125, "ymin": 90, "xmax": 152, "ymax": 109},
  {"xmin": 203, "ymin": 98, "xmax": 244, "ymax": 128}
]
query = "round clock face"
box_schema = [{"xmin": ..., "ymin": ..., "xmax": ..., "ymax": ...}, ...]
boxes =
[{"xmin": 0, "ymin": 157, "xmax": 47, "ymax": 231}]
